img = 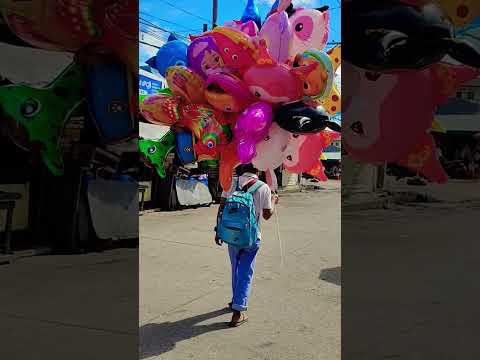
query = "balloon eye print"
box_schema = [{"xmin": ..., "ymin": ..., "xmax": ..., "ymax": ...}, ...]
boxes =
[
  {"xmin": 147, "ymin": 146, "xmax": 157, "ymax": 155},
  {"xmin": 21, "ymin": 98, "xmax": 42, "ymax": 118}
]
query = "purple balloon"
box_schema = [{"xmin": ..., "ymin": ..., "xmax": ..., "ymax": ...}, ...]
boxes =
[{"xmin": 234, "ymin": 102, "xmax": 273, "ymax": 163}]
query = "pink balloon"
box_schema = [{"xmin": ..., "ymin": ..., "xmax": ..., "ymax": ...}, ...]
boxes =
[
  {"xmin": 343, "ymin": 62, "xmax": 478, "ymax": 183},
  {"xmin": 289, "ymin": 8, "xmax": 329, "ymax": 59},
  {"xmin": 252, "ymin": 123, "xmax": 291, "ymax": 191},
  {"xmin": 234, "ymin": 102, "xmax": 273, "ymax": 163},
  {"xmin": 252, "ymin": 123, "xmax": 290, "ymax": 171},
  {"xmin": 259, "ymin": 10, "xmax": 292, "ymax": 64},
  {"xmin": 283, "ymin": 130, "xmax": 340, "ymax": 177}
]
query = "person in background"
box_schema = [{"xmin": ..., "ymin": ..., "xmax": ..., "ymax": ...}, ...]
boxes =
[
  {"xmin": 215, "ymin": 163, "xmax": 279, "ymax": 327},
  {"xmin": 473, "ymin": 139, "xmax": 480, "ymax": 178}
]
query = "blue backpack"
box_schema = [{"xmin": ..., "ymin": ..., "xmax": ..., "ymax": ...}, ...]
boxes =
[{"xmin": 217, "ymin": 178, "xmax": 264, "ymax": 248}]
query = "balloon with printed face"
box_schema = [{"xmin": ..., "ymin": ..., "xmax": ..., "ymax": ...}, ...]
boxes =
[
  {"xmin": 342, "ymin": 61, "xmax": 478, "ymax": 182},
  {"xmin": 283, "ymin": 130, "xmax": 340, "ymax": 180},
  {"xmin": 243, "ymin": 40, "xmax": 315, "ymax": 104},
  {"xmin": 234, "ymin": 102, "xmax": 273, "ymax": 164},
  {"xmin": 178, "ymin": 104, "xmax": 232, "ymax": 162},
  {"xmin": 252, "ymin": 123, "xmax": 291, "ymax": 190},
  {"xmin": 191, "ymin": 26, "xmax": 257, "ymax": 75},
  {"xmin": 146, "ymin": 34, "xmax": 188, "ymax": 77},
  {"xmin": 252, "ymin": 123, "xmax": 290, "ymax": 172},
  {"xmin": 293, "ymin": 50, "xmax": 334, "ymax": 100},
  {"xmin": 187, "ymin": 35, "xmax": 224, "ymax": 79},
  {"xmin": 288, "ymin": 7, "xmax": 330, "ymax": 60}
]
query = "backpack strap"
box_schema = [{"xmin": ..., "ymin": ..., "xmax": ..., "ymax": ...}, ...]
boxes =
[{"xmin": 246, "ymin": 180, "xmax": 264, "ymax": 194}]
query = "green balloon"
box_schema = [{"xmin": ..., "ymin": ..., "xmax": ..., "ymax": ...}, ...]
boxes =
[
  {"xmin": 0, "ymin": 63, "xmax": 85, "ymax": 176},
  {"xmin": 139, "ymin": 130, "xmax": 176, "ymax": 178}
]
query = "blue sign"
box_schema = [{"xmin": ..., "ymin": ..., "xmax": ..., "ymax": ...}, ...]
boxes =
[{"xmin": 139, "ymin": 74, "xmax": 164, "ymax": 96}]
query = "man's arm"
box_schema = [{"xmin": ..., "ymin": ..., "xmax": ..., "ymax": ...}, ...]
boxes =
[{"xmin": 262, "ymin": 192, "xmax": 278, "ymax": 221}]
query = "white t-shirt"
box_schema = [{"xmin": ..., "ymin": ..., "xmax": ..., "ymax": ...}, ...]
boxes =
[{"xmin": 221, "ymin": 173, "xmax": 272, "ymax": 239}]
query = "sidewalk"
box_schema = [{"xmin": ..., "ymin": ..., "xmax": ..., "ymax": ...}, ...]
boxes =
[{"xmin": 140, "ymin": 187, "xmax": 341, "ymax": 360}]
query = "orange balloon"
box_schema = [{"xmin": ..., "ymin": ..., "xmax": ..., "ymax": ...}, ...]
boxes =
[{"xmin": 219, "ymin": 142, "xmax": 240, "ymax": 191}]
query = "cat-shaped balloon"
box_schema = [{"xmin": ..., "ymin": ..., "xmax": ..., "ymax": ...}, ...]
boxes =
[{"xmin": 288, "ymin": 6, "xmax": 330, "ymax": 60}]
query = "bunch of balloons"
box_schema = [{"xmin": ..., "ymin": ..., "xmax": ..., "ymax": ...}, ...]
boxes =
[
  {"xmin": 0, "ymin": 1, "xmax": 137, "ymax": 176},
  {"xmin": 140, "ymin": 0, "xmax": 342, "ymax": 191},
  {"xmin": 1, "ymin": 0, "xmax": 137, "ymax": 72},
  {"xmin": 342, "ymin": 0, "xmax": 480, "ymax": 183}
]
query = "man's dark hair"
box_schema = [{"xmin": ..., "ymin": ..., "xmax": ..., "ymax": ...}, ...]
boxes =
[{"xmin": 237, "ymin": 163, "xmax": 259, "ymax": 175}]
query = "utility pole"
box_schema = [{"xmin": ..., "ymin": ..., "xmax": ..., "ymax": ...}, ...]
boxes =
[{"xmin": 212, "ymin": 0, "xmax": 218, "ymax": 29}]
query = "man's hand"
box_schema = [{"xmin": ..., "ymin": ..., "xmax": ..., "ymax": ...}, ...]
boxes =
[
  {"xmin": 272, "ymin": 193, "xmax": 279, "ymax": 205},
  {"xmin": 215, "ymin": 235, "xmax": 223, "ymax": 246}
]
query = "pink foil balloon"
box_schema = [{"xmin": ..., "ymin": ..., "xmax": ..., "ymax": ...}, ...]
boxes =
[{"xmin": 234, "ymin": 102, "xmax": 273, "ymax": 163}]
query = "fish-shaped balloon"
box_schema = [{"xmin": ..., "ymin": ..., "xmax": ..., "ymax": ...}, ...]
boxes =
[
  {"xmin": 343, "ymin": 0, "xmax": 480, "ymax": 71},
  {"xmin": 0, "ymin": 62, "xmax": 85, "ymax": 176},
  {"xmin": 179, "ymin": 104, "xmax": 231, "ymax": 161},
  {"xmin": 140, "ymin": 93, "xmax": 181, "ymax": 126},
  {"xmin": 139, "ymin": 131, "xmax": 176, "ymax": 178},
  {"xmin": 146, "ymin": 33, "xmax": 188, "ymax": 77}
]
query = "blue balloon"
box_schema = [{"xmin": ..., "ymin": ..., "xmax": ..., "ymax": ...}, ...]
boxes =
[
  {"xmin": 241, "ymin": 0, "xmax": 262, "ymax": 29},
  {"xmin": 146, "ymin": 33, "xmax": 188, "ymax": 77}
]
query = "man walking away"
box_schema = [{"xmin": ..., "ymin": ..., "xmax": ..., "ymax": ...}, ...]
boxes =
[{"xmin": 215, "ymin": 163, "xmax": 278, "ymax": 327}]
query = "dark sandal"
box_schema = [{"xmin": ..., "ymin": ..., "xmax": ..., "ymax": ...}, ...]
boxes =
[{"xmin": 228, "ymin": 313, "xmax": 248, "ymax": 327}]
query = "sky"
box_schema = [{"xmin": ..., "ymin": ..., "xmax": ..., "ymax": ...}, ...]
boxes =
[{"xmin": 139, "ymin": 0, "xmax": 341, "ymax": 65}]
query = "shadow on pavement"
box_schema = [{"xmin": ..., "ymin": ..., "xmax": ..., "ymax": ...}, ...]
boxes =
[
  {"xmin": 139, "ymin": 307, "xmax": 231, "ymax": 358},
  {"xmin": 320, "ymin": 267, "xmax": 341, "ymax": 286}
]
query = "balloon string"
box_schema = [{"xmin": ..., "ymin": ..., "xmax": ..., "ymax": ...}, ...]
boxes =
[{"xmin": 275, "ymin": 207, "xmax": 284, "ymax": 267}]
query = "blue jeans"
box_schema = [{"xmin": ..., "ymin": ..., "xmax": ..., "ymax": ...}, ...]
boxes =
[{"xmin": 228, "ymin": 240, "xmax": 260, "ymax": 312}]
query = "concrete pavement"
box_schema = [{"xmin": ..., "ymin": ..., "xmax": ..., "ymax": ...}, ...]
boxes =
[{"xmin": 140, "ymin": 181, "xmax": 341, "ymax": 360}]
